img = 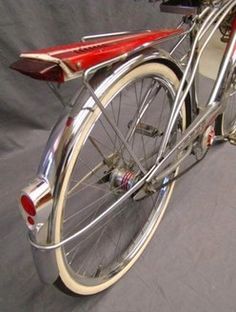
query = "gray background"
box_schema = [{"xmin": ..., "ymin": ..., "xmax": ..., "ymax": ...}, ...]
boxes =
[{"xmin": 1, "ymin": 1, "xmax": 236, "ymax": 311}]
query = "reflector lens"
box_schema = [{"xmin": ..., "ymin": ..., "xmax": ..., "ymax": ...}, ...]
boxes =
[
  {"xmin": 21, "ymin": 195, "xmax": 36, "ymax": 216},
  {"xmin": 10, "ymin": 58, "xmax": 64, "ymax": 82},
  {"xmin": 66, "ymin": 117, "xmax": 74, "ymax": 127},
  {"xmin": 27, "ymin": 216, "xmax": 35, "ymax": 225}
]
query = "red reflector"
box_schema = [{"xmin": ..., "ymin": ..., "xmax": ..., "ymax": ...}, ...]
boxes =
[
  {"xmin": 21, "ymin": 195, "xmax": 36, "ymax": 216},
  {"xmin": 10, "ymin": 58, "xmax": 64, "ymax": 82},
  {"xmin": 27, "ymin": 216, "xmax": 35, "ymax": 225},
  {"xmin": 66, "ymin": 117, "xmax": 74, "ymax": 127}
]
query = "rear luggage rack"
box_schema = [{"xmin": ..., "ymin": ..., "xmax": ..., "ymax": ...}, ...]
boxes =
[
  {"xmin": 10, "ymin": 29, "xmax": 183, "ymax": 82},
  {"xmin": 160, "ymin": 0, "xmax": 200, "ymax": 15}
]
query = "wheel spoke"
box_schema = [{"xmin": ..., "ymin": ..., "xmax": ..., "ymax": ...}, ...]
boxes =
[{"xmin": 68, "ymin": 161, "xmax": 105, "ymax": 196}]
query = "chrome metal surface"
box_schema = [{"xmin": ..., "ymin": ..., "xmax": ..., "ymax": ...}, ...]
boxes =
[
  {"xmin": 208, "ymin": 31, "xmax": 236, "ymax": 104},
  {"xmin": 152, "ymin": 144, "xmax": 192, "ymax": 185},
  {"xmin": 83, "ymin": 54, "xmax": 128, "ymax": 81},
  {"xmin": 133, "ymin": 144, "xmax": 192, "ymax": 201},
  {"xmin": 146, "ymin": 27, "xmax": 236, "ymax": 181},
  {"xmin": 124, "ymin": 81, "xmax": 162, "ymax": 142},
  {"xmin": 146, "ymin": 25, "xmax": 235, "ymax": 182},
  {"xmin": 153, "ymin": 0, "xmax": 235, "ymax": 166},
  {"xmin": 155, "ymin": 7, "xmax": 219, "ymax": 161},
  {"xmin": 81, "ymin": 30, "xmax": 152, "ymax": 42},
  {"xmin": 169, "ymin": 32, "xmax": 190, "ymax": 57},
  {"xmin": 124, "ymin": 77, "xmax": 177, "ymax": 144},
  {"xmin": 20, "ymin": 178, "xmax": 53, "ymax": 228},
  {"xmin": 30, "ymin": 244, "xmax": 59, "ymax": 284},
  {"xmin": 82, "ymin": 32, "xmax": 186, "ymax": 81},
  {"xmin": 110, "ymin": 168, "xmax": 138, "ymax": 192},
  {"xmin": 146, "ymin": 103, "xmax": 221, "ymax": 182},
  {"xmin": 23, "ymin": 0, "xmax": 236, "ymax": 288},
  {"xmin": 83, "ymin": 80, "xmax": 147, "ymax": 174},
  {"xmin": 28, "ymin": 49, "xmax": 185, "ymax": 255},
  {"xmin": 29, "ymin": 168, "xmax": 151, "ymax": 251}
]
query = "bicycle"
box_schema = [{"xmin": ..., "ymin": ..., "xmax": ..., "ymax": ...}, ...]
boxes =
[{"xmin": 10, "ymin": 0, "xmax": 236, "ymax": 295}]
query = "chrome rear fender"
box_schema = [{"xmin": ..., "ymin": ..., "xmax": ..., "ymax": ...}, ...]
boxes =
[{"xmin": 26, "ymin": 48, "xmax": 191, "ymax": 284}]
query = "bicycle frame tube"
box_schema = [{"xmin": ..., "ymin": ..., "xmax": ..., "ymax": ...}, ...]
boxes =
[
  {"xmin": 231, "ymin": 13, "xmax": 236, "ymax": 60},
  {"xmin": 147, "ymin": 8, "xmax": 236, "ymax": 182},
  {"xmin": 169, "ymin": 7, "xmax": 211, "ymax": 115},
  {"xmin": 153, "ymin": 0, "xmax": 236, "ymax": 166}
]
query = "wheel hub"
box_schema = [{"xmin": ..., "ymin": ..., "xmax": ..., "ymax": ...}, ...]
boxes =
[{"xmin": 110, "ymin": 168, "xmax": 138, "ymax": 192}]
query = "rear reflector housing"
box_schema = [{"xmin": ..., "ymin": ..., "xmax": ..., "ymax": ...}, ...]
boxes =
[
  {"xmin": 10, "ymin": 58, "xmax": 64, "ymax": 82},
  {"xmin": 20, "ymin": 178, "xmax": 53, "ymax": 230}
]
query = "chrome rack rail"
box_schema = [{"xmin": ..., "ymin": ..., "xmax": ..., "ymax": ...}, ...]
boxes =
[{"xmin": 81, "ymin": 30, "xmax": 152, "ymax": 42}]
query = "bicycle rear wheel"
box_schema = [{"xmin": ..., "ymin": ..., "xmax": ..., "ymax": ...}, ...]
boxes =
[{"xmin": 53, "ymin": 62, "xmax": 188, "ymax": 295}]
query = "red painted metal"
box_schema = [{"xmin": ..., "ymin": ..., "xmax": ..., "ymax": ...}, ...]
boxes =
[
  {"xmin": 33, "ymin": 29, "xmax": 182, "ymax": 71},
  {"xmin": 10, "ymin": 29, "xmax": 183, "ymax": 82}
]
